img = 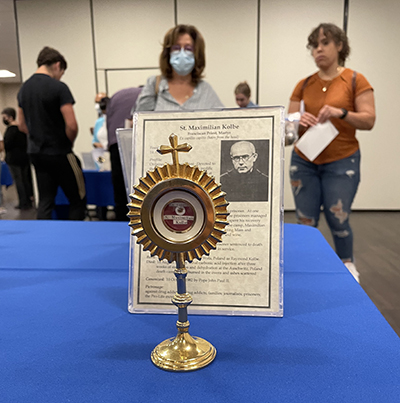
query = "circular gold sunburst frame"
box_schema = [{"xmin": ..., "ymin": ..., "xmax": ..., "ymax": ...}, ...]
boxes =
[{"xmin": 128, "ymin": 162, "xmax": 229, "ymax": 264}]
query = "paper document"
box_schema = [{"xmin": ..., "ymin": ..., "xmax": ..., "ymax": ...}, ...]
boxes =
[
  {"xmin": 296, "ymin": 121, "xmax": 339, "ymax": 161},
  {"xmin": 129, "ymin": 107, "xmax": 284, "ymax": 317}
]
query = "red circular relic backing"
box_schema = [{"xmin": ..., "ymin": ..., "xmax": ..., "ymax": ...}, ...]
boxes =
[{"xmin": 162, "ymin": 199, "xmax": 196, "ymax": 233}]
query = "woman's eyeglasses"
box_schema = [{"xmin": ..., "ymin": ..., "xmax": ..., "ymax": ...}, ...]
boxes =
[{"xmin": 171, "ymin": 45, "xmax": 194, "ymax": 53}]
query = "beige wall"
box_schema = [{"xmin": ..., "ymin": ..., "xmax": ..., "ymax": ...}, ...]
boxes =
[
  {"xmin": 0, "ymin": 83, "xmax": 21, "ymax": 133},
  {"xmin": 15, "ymin": 0, "xmax": 400, "ymax": 209},
  {"xmin": 347, "ymin": 0, "xmax": 400, "ymax": 209},
  {"xmin": 17, "ymin": 0, "xmax": 96, "ymax": 155},
  {"xmin": 259, "ymin": 0, "xmax": 344, "ymax": 210},
  {"xmin": 178, "ymin": 0, "xmax": 258, "ymax": 108}
]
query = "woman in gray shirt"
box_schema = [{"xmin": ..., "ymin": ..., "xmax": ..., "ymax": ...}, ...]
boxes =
[{"xmin": 136, "ymin": 24, "xmax": 223, "ymax": 112}]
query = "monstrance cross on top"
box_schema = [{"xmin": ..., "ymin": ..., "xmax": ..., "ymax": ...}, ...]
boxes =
[{"xmin": 157, "ymin": 134, "xmax": 192, "ymax": 170}]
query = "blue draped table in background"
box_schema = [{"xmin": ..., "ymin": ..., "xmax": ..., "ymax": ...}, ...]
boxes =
[
  {"xmin": 54, "ymin": 169, "xmax": 114, "ymax": 218},
  {"xmin": 0, "ymin": 161, "xmax": 13, "ymax": 187},
  {"xmin": 55, "ymin": 169, "xmax": 114, "ymax": 206},
  {"xmin": 0, "ymin": 165, "xmax": 113, "ymax": 206},
  {"xmin": 0, "ymin": 221, "xmax": 399, "ymax": 402}
]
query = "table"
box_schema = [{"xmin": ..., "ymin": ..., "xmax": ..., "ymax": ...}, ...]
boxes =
[
  {"xmin": 0, "ymin": 221, "xmax": 399, "ymax": 402},
  {"xmin": 55, "ymin": 170, "xmax": 114, "ymax": 206},
  {"xmin": 54, "ymin": 170, "xmax": 114, "ymax": 219},
  {"xmin": 0, "ymin": 161, "xmax": 13, "ymax": 187}
]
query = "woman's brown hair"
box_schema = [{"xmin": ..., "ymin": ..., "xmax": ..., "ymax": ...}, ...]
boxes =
[
  {"xmin": 159, "ymin": 24, "xmax": 205, "ymax": 84},
  {"xmin": 307, "ymin": 23, "xmax": 350, "ymax": 66}
]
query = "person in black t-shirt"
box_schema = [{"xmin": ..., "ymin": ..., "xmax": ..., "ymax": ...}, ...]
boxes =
[
  {"xmin": 17, "ymin": 46, "xmax": 86, "ymax": 220},
  {"xmin": 2, "ymin": 107, "xmax": 33, "ymax": 209}
]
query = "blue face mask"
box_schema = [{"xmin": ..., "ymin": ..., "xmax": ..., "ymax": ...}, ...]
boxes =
[{"xmin": 169, "ymin": 48, "xmax": 195, "ymax": 76}]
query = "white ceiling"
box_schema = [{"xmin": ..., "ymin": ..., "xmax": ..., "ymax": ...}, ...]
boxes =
[{"xmin": 0, "ymin": 0, "xmax": 22, "ymax": 84}]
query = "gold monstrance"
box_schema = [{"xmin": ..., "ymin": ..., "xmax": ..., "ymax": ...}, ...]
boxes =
[{"xmin": 127, "ymin": 134, "xmax": 229, "ymax": 371}]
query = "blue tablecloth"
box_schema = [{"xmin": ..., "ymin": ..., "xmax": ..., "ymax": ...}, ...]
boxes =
[
  {"xmin": 55, "ymin": 170, "xmax": 114, "ymax": 206},
  {"xmin": 54, "ymin": 170, "xmax": 114, "ymax": 219},
  {"xmin": 0, "ymin": 161, "xmax": 13, "ymax": 187},
  {"xmin": 0, "ymin": 221, "xmax": 399, "ymax": 402}
]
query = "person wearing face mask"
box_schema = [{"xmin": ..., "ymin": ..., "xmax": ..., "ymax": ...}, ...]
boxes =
[
  {"xmin": 92, "ymin": 97, "xmax": 109, "ymax": 151},
  {"xmin": 91, "ymin": 92, "xmax": 107, "ymax": 135},
  {"xmin": 135, "ymin": 24, "xmax": 223, "ymax": 112},
  {"xmin": 1, "ymin": 107, "xmax": 33, "ymax": 210},
  {"xmin": 94, "ymin": 92, "xmax": 107, "ymax": 116}
]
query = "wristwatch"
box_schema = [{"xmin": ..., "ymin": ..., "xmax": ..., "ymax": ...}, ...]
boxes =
[{"xmin": 340, "ymin": 108, "xmax": 348, "ymax": 120}]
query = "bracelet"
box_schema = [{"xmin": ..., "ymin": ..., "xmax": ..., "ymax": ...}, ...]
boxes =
[{"xmin": 340, "ymin": 108, "xmax": 348, "ymax": 120}]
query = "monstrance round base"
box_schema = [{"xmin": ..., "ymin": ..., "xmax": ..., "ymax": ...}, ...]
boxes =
[{"xmin": 151, "ymin": 332, "xmax": 216, "ymax": 371}]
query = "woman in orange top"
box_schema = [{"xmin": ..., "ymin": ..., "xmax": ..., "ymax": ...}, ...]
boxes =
[{"xmin": 288, "ymin": 23, "xmax": 375, "ymax": 282}]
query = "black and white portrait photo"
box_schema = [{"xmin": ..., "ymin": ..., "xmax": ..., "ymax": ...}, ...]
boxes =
[{"xmin": 219, "ymin": 139, "xmax": 270, "ymax": 202}]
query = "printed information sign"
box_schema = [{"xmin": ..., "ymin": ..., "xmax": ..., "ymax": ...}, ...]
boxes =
[{"xmin": 128, "ymin": 107, "xmax": 284, "ymax": 316}]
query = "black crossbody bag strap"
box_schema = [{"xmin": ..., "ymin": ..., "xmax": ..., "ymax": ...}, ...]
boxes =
[
  {"xmin": 301, "ymin": 75, "xmax": 312, "ymax": 95},
  {"xmin": 352, "ymin": 70, "xmax": 357, "ymax": 109}
]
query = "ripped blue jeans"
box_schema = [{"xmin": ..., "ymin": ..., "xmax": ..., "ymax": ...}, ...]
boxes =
[{"xmin": 290, "ymin": 150, "xmax": 360, "ymax": 261}]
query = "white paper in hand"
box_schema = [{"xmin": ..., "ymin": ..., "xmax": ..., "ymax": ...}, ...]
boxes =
[{"xmin": 295, "ymin": 121, "xmax": 339, "ymax": 161}]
